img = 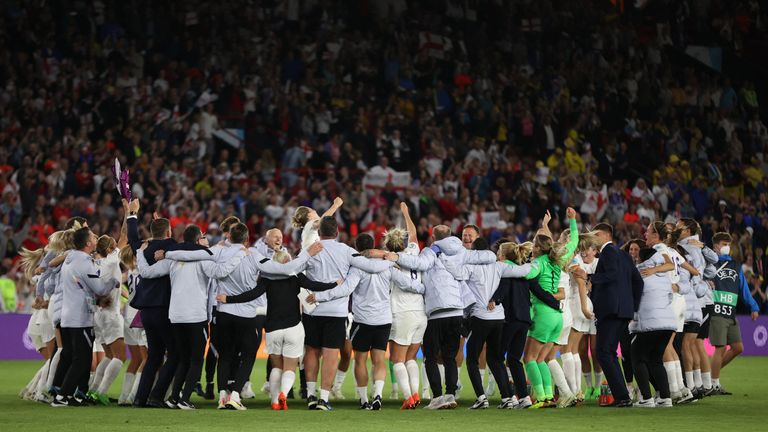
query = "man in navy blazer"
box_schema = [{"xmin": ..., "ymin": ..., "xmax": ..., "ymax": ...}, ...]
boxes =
[{"xmin": 589, "ymin": 223, "xmax": 644, "ymax": 407}]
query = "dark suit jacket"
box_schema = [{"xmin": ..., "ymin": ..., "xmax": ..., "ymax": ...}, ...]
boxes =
[
  {"xmin": 590, "ymin": 242, "xmax": 644, "ymax": 320},
  {"xmin": 127, "ymin": 217, "xmax": 177, "ymax": 310}
]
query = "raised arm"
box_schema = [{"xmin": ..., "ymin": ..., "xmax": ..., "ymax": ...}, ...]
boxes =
[
  {"xmin": 126, "ymin": 199, "xmax": 142, "ymax": 252},
  {"xmin": 401, "ymin": 202, "xmax": 417, "ymax": 243},
  {"xmin": 321, "ymin": 197, "xmax": 344, "ymax": 218},
  {"xmin": 563, "ymin": 211, "xmax": 579, "ymax": 259},
  {"xmin": 136, "ymin": 248, "xmax": 172, "ymax": 279},
  {"xmin": 538, "ymin": 210, "xmax": 553, "ymax": 239}
]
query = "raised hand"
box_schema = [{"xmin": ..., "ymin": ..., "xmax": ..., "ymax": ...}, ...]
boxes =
[
  {"xmin": 333, "ymin": 197, "xmax": 344, "ymax": 208},
  {"xmin": 542, "ymin": 210, "xmax": 552, "ymax": 227},
  {"xmin": 128, "ymin": 198, "xmax": 140, "ymax": 214},
  {"xmin": 400, "ymin": 201, "xmax": 409, "ymax": 214},
  {"xmin": 566, "ymin": 207, "xmax": 577, "ymax": 219}
]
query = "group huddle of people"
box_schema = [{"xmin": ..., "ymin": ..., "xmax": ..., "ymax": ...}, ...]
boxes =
[{"xmin": 17, "ymin": 196, "xmax": 759, "ymax": 411}]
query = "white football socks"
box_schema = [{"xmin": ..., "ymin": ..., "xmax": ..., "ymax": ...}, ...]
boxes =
[
  {"xmin": 128, "ymin": 372, "xmax": 141, "ymax": 403},
  {"xmin": 46, "ymin": 350, "xmax": 61, "ymax": 391},
  {"xmin": 405, "ymin": 360, "xmax": 420, "ymax": 397},
  {"xmin": 373, "ymin": 380, "xmax": 385, "ymax": 398},
  {"xmin": 269, "ymin": 368, "xmax": 282, "ymax": 403},
  {"xmin": 356, "ymin": 386, "xmax": 368, "ymax": 403},
  {"xmin": 548, "ymin": 359, "xmax": 573, "ymax": 397},
  {"xmin": 332, "ymin": 370, "xmax": 347, "ymax": 391},
  {"xmin": 91, "ymin": 357, "xmax": 110, "ymax": 391},
  {"xmin": 561, "ymin": 353, "xmax": 578, "ymax": 394},
  {"xmin": 393, "ymin": 362, "xmax": 412, "ymax": 398},
  {"xmin": 280, "ymin": 371, "xmax": 296, "ymax": 396},
  {"xmin": 664, "ymin": 362, "xmax": 679, "ymax": 393},
  {"xmin": 319, "ymin": 388, "xmax": 330, "ymax": 403},
  {"xmin": 119, "ymin": 373, "xmax": 135, "ymax": 403},
  {"xmin": 573, "ymin": 354, "xmax": 583, "ymax": 392},
  {"xmin": 693, "ymin": 369, "xmax": 702, "ymax": 388},
  {"xmin": 97, "ymin": 358, "xmax": 124, "ymax": 395}
]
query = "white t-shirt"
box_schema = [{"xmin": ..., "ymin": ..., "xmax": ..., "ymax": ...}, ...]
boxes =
[
  {"xmin": 390, "ymin": 242, "xmax": 426, "ymax": 315},
  {"xmin": 123, "ymin": 269, "xmax": 141, "ymax": 325},
  {"xmin": 98, "ymin": 249, "xmax": 122, "ymax": 314},
  {"xmin": 301, "ymin": 219, "xmax": 320, "ymax": 250},
  {"xmin": 653, "ymin": 243, "xmax": 680, "ymax": 284}
]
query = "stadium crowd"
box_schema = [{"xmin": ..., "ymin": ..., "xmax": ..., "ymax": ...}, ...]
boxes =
[{"xmin": 2, "ymin": 0, "xmax": 768, "ymax": 316}]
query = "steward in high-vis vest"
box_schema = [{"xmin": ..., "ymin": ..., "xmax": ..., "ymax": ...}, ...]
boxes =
[{"xmin": 707, "ymin": 232, "xmax": 759, "ymax": 396}]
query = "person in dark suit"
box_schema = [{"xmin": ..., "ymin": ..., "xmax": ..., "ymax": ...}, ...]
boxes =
[
  {"xmin": 588, "ymin": 223, "xmax": 644, "ymax": 407},
  {"xmin": 125, "ymin": 199, "xmax": 179, "ymax": 408}
]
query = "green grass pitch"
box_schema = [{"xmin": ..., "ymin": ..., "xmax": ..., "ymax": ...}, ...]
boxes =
[{"xmin": 1, "ymin": 358, "xmax": 765, "ymax": 431}]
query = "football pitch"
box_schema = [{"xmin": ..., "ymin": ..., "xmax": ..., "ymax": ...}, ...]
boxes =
[{"xmin": 1, "ymin": 358, "xmax": 765, "ymax": 432}]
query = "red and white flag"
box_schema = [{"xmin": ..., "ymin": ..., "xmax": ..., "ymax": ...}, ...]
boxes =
[{"xmin": 419, "ymin": 32, "xmax": 453, "ymax": 59}]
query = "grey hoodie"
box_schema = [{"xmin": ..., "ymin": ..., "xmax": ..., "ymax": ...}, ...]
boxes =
[
  {"xmin": 314, "ymin": 267, "xmax": 423, "ymax": 326},
  {"xmin": 137, "ymin": 247, "xmax": 236, "ymax": 323},
  {"xmin": 59, "ymin": 250, "xmax": 119, "ymax": 328},
  {"xmin": 397, "ymin": 236, "xmax": 495, "ymax": 318}
]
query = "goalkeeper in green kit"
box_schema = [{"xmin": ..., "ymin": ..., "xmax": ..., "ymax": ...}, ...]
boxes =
[{"xmin": 503, "ymin": 207, "xmax": 579, "ymax": 408}]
